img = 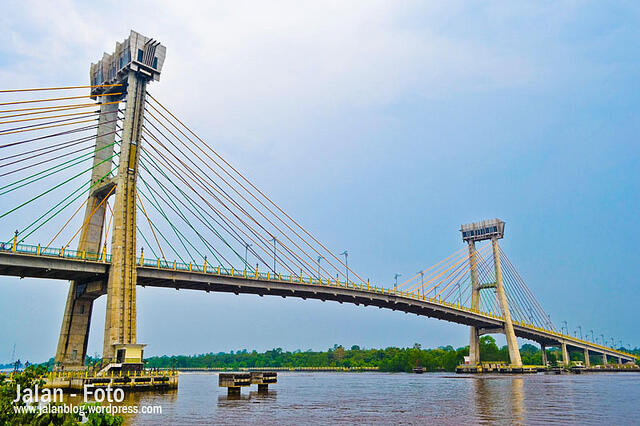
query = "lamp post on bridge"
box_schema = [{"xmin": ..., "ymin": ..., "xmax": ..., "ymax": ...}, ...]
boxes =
[
  {"xmin": 317, "ymin": 255, "xmax": 324, "ymax": 280},
  {"xmin": 340, "ymin": 250, "xmax": 348, "ymax": 284},
  {"xmin": 561, "ymin": 320, "xmax": 568, "ymax": 335},
  {"xmin": 546, "ymin": 314, "xmax": 553, "ymax": 330},
  {"xmin": 590, "ymin": 329, "xmax": 594, "ymax": 342},
  {"xmin": 577, "ymin": 325, "xmax": 582, "ymax": 340},
  {"xmin": 394, "ymin": 273, "xmax": 401, "ymax": 291},
  {"xmin": 600, "ymin": 334, "xmax": 605, "ymax": 346},
  {"xmin": 417, "ymin": 270, "xmax": 424, "ymax": 297},
  {"xmin": 269, "ymin": 237, "xmax": 277, "ymax": 274},
  {"xmin": 244, "ymin": 243, "xmax": 252, "ymax": 270}
]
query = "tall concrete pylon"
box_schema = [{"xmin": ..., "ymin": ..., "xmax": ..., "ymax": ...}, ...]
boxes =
[
  {"xmin": 461, "ymin": 219, "xmax": 522, "ymax": 367},
  {"xmin": 492, "ymin": 236, "xmax": 522, "ymax": 366},
  {"xmin": 54, "ymin": 31, "xmax": 166, "ymax": 368},
  {"xmin": 101, "ymin": 69, "xmax": 146, "ymax": 362},
  {"xmin": 54, "ymin": 101, "xmax": 119, "ymax": 367},
  {"xmin": 467, "ymin": 240, "xmax": 481, "ymax": 365}
]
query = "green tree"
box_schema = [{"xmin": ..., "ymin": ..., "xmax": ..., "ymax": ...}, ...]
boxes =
[{"xmin": 0, "ymin": 365, "xmax": 123, "ymax": 425}]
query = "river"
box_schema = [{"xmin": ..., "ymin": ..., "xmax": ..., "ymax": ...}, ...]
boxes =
[{"xmin": 110, "ymin": 371, "xmax": 639, "ymax": 424}]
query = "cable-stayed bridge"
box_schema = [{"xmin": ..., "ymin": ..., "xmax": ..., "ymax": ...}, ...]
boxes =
[{"xmin": 0, "ymin": 31, "xmax": 635, "ymax": 370}]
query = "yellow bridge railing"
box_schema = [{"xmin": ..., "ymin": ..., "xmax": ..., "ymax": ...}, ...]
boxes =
[{"xmin": 2, "ymin": 242, "xmax": 636, "ymax": 360}]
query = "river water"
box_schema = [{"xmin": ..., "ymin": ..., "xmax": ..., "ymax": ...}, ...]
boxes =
[{"xmin": 114, "ymin": 372, "xmax": 639, "ymax": 425}]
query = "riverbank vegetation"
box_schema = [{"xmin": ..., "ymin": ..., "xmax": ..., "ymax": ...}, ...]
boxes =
[
  {"xmin": 0, "ymin": 365, "xmax": 123, "ymax": 425},
  {"xmin": 4, "ymin": 339, "xmax": 637, "ymax": 373},
  {"xmin": 143, "ymin": 336, "xmax": 628, "ymax": 372}
]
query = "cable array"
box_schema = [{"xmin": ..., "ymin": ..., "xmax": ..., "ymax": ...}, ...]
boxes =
[
  {"xmin": 0, "ymin": 85, "xmax": 123, "ymax": 252},
  {"xmin": 135, "ymin": 94, "xmax": 364, "ymax": 283},
  {"xmin": 397, "ymin": 242, "xmax": 556, "ymax": 330},
  {"xmin": 1, "ymin": 84, "xmax": 565, "ymax": 340}
]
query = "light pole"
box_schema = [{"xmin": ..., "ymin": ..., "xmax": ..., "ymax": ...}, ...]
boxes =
[
  {"xmin": 577, "ymin": 325, "xmax": 582, "ymax": 340},
  {"xmin": 590, "ymin": 329, "xmax": 594, "ymax": 342},
  {"xmin": 244, "ymin": 243, "xmax": 252, "ymax": 269},
  {"xmin": 600, "ymin": 334, "xmax": 605, "ymax": 346},
  {"xmin": 394, "ymin": 273, "xmax": 401, "ymax": 290},
  {"xmin": 317, "ymin": 255, "xmax": 324, "ymax": 280},
  {"xmin": 528, "ymin": 307, "xmax": 535, "ymax": 325},
  {"xmin": 561, "ymin": 320, "xmax": 568, "ymax": 335},
  {"xmin": 340, "ymin": 250, "xmax": 348, "ymax": 284},
  {"xmin": 417, "ymin": 270, "xmax": 424, "ymax": 297},
  {"xmin": 270, "ymin": 237, "xmax": 276, "ymax": 273}
]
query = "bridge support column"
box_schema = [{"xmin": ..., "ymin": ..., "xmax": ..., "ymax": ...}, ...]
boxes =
[
  {"xmin": 492, "ymin": 237, "xmax": 522, "ymax": 367},
  {"xmin": 584, "ymin": 348, "xmax": 590, "ymax": 367},
  {"xmin": 55, "ymin": 295, "xmax": 96, "ymax": 368},
  {"xmin": 602, "ymin": 353, "xmax": 608, "ymax": 365},
  {"xmin": 468, "ymin": 241, "xmax": 481, "ymax": 365},
  {"xmin": 54, "ymin": 99, "xmax": 118, "ymax": 368},
  {"xmin": 618, "ymin": 356, "xmax": 622, "ymax": 365},
  {"xmin": 541, "ymin": 344, "xmax": 547, "ymax": 366},
  {"xmin": 102, "ymin": 71, "xmax": 146, "ymax": 362},
  {"xmin": 469, "ymin": 327, "xmax": 480, "ymax": 365},
  {"xmin": 561, "ymin": 342, "xmax": 569, "ymax": 366}
]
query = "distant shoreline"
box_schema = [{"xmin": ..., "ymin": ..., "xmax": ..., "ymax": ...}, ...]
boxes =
[{"xmin": 175, "ymin": 366, "xmax": 380, "ymax": 372}]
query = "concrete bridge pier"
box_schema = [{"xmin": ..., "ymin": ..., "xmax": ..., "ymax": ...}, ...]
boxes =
[
  {"xmin": 561, "ymin": 342, "xmax": 569, "ymax": 366},
  {"xmin": 618, "ymin": 356, "xmax": 623, "ymax": 365},
  {"xmin": 541, "ymin": 344, "xmax": 548, "ymax": 366},
  {"xmin": 584, "ymin": 348, "xmax": 590, "ymax": 367},
  {"xmin": 603, "ymin": 353, "xmax": 608, "ymax": 365},
  {"xmin": 469, "ymin": 327, "xmax": 480, "ymax": 365}
]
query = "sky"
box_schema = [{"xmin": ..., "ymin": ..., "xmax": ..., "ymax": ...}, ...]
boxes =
[{"xmin": 0, "ymin": 1, "xmax": 639, "ymax": 362}]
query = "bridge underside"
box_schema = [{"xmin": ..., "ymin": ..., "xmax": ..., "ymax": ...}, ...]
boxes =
[
  {"xmin": 0, "ymin": 252, "xmax": 635, "ymax": 363},
  {"xmin": 0, "ymin": 253, "xmax": 107, "ymax": 283},
  {"xmin": 136, "ymin": 267, "xmax": 505, "ymax": 329}
]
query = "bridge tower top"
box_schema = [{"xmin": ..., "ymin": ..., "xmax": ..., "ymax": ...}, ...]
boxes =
[
  {"xmin": 89, "ymin": 30, "xmax": 166, "ymax": 99},
  {"xmin": 55, "ymin": 29, "xmax": 166, "ymax": 368},
  {"xmin": 460, "ymin": 218, "xmax": 504, "ymax": 242},
  {"xmin": 462, "ymin": 217, "xmax": 521, "ymax": 367}
]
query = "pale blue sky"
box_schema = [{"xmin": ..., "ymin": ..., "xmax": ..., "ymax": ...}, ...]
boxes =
[{"xmin": 0, "ymin": 1, "xmax": 638, "ymax": 362}]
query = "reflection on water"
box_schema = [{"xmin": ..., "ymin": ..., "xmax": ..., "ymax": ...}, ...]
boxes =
[
  {"xmin": 511, "ymin": 377, "xmax": 524, "ymax": 424},
  {"xmin": 218, "ymin": 390, "xmax": 278, "ymax": 405},
  {"xmin": 472, "ymin": 376, "xmax": 525, "ymax": 424},
  {"xmin": 83, "ymin": 372, "xmax": 640, "ymax": 425}
]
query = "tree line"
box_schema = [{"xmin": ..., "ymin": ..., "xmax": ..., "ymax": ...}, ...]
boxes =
[
  {"xmin": 4, "ymin": 339, "xmax": 637, "ymax": 373},
  {"xmin": 143, "ymin": 336, "xmax": 635, "ymax": 372}
]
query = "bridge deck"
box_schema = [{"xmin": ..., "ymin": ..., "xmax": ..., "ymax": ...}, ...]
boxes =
[{"xmin": 0, "ymin": 246, "xmax": 635, "ymax": 362}]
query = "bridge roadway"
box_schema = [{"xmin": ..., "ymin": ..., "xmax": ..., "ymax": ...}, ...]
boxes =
[{"xmin": 0, "ymin": 247, "xmax": 635, "ymax": 363}]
